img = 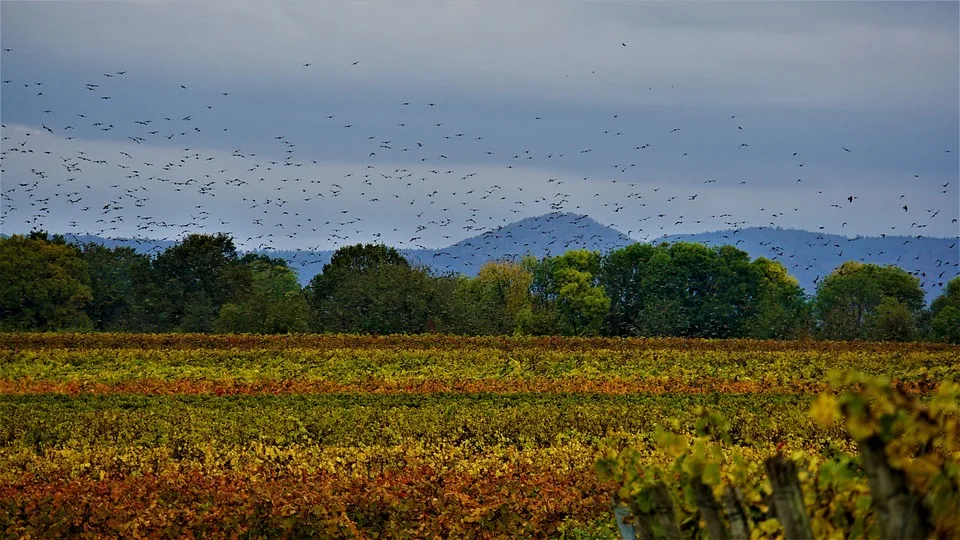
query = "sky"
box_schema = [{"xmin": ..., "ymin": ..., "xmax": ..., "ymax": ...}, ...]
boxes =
[{"xmin": 1, "ymin": 1, "xmax": 958, "ymax": 252}]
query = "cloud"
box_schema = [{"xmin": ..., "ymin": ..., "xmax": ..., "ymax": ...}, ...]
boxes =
[
  {"xmin": 2, "ymin": 4, "xmax": 957, "ymax": 250},
  {"xmin": 4, "ymin": 2, "xmax": 957, "ymax": 109}
]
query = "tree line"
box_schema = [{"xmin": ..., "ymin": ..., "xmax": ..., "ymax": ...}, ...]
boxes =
[{"xmin": 1, "ymin": 231, "xmax": 957, "ymax": 342}]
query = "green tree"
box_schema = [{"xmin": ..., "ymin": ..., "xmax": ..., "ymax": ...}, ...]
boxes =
[
  {"xmin": 150, "ymin": 233, "xmax": 251, "ymax": 332},
  {"xmin": 519, "ymin": 255, "xmax": 562, "ymax": 335},
  {"xmin": 307, "ymin": 244, "xmax": 408, "ymax": 315},
  {"xmin": 528, "ymin": 250, "xmax": 610, "ymax": 336},
  {"xmin": 320, "ymin": 243, "xmax": 409, "ymax": 277},
  {"xmin": 601, "ymin": 243, "xmax": 652, "ymax": 336},
  {"xmin": 866, "ymin": 297, "xmax": 918, "ymax": 341},
  {"xmin": 307, "ymin": 244, "xmax": 449, "ymax": 334},
  {"xmin": 80, "ymin": 243, "xmax": 152, "ymax": 330},
  {"xmin": 742, "ymin": 257, "xmax": 812, "ymax": 339},
  {"xmin": 814, "ymin": 262, "xmax": 924, "ymax": 340},
  {"xmin": 214, "ymin": 258, "xmax": 309, "ymax": 333},
  {"xmin": 601, "ymin": 242, "xmax": 791, "ymax": 338},
  {"xmin": 0, "ymin": 233, "xmax": 92, "ymax": 330},
  {"xmin": 676, "ymin": 243, "xmax": 757, "ymax": 338},
  {"xmin": 929, "ymin": 277, "xmax": 960, "ymax": 343},
  {"xmin": 453, "ymin": 260, "xmax": 533, "ymax": 335}
]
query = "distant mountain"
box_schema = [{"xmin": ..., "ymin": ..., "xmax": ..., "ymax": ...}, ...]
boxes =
[
  {"xmin": 20, "ymin": 214, "xmax": 958, "ymax": 302},
  {"xmin": 405, "ymin": 212, "xmax": 634, "ymax": 274},
  {"xmin": 266, "ymin": 212, "xmax": 634, "ymax": 282}
]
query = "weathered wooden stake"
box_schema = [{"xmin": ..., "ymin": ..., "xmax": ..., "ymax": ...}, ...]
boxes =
[
  {"xmin": 649, "ymin": 483, "xmax": 683, "ymax": 540},
  {"xmin": 721, "ymin": 485, "xmax": 750, "ymax": 540},
  {"xmin": 692, "ymin": 478, "xmax": 728, "ymax": 540},
  {"xmin": 616, "ymin": 483, "xmax": 683, "ymax": 540},
  {"xmin": 858, "ymin": 434, "xmax": 931, "ymax": 540},
  {"xmin": 764, "ymin": 454, "xmax": 813, "ymax": 539}
]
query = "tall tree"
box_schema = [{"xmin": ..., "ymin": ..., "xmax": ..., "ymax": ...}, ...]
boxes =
[
  {"xmin": 601, "ymin": 243, "xmax": 689, "ymax": 337},
  {"xmin": 674, "ymin": 243, "xmax": 757, "ymax": 337},
  {"xmin": 453, "ymin": 260, "xmax": 533, "ymax": 335},
  {"xmin": 80, "ymin": 243, "xmax": 152, "ymax": 330},
  {"xmin": 320, "ymin": 243, "xmax": 409, "ymax": 277},
  {"xmin": 600, "ymin": 242, "xmax": 653, "ymax": 336},
  {"xmin": 814, "ymin": 261, "xmax": 924, "ymax": 340},
  {"xmin": 928, "ymin": 276, "xmax": 960, "ymax": 343},
  {"xmin": 601, "ymin": 242, "xmax": 790, "ymax": 338},
  {"xmin": 307, "ymin": 244, "xmax": 448, "ymax": 334},
  {"xmin": 214, "ymin": 258, "xmax": 309, "ymax": 333},
  {"xmin": 742, "ymin": 257, "xmax": 812, "ymax": 339},
  {"xmin": 866, "ymin": 297, "xmax": 918, "ymax": 341},
  {"xmin": 529, "ymin": 249, "xmax": 609, "ymax": 336},
  {"xmin": 150, "ymin": 233, "xmax": 250, "ymax": 332},
  {"xmin": 0, "ymin": 233, "xmax": 92, "ymax": 330}
]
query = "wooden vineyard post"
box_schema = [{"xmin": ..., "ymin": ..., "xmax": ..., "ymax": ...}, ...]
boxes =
[
  {"xmin": 692, "ymin": 477, "xmax": 728, "ymax": 540},
  {"xmin": 764, "ymin": 454, "xmax": 813, "ymax": 539},
  {"xmin": 721, "ymin": 486, "xmax": 750, "ymax": 540},
  {"xmin": 857, "ymin": 434, "xmax": 931, "ymax": 540},
  {"xmin": 614, "ymin": 483, "xmax": 683, "ymax": 540},
  {"xmin": 648, "ymin": 483, "xmax": 683, "ymax": 540}
]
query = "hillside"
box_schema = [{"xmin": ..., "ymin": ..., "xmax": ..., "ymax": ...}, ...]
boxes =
[
  {"xmin": 261, "ymin": 212, "xmax": 635, "ymax": 281},
  {"xmin": 404, "ymin": 212, "xmax": 634, "ymax": 274}
]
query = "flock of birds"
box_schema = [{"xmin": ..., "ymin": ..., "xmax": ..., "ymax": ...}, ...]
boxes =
[{"xmin": 1, "ymin": 44, "xmax": 957, "ymax": 292}]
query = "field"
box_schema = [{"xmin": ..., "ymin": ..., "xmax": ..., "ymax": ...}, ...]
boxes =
[{"xmin": 1, "ymin": 334, "xmax": 958, "ymax": 538}]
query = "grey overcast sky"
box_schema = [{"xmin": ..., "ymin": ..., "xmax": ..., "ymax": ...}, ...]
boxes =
[{"xmin": 1, "ymin": 1, "xmax": 958, "ymax": 251}]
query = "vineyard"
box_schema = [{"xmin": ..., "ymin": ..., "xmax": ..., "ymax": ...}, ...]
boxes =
[{"xmin": 1, "ymin": 334, "xmax": 958, "ymax": 538}]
